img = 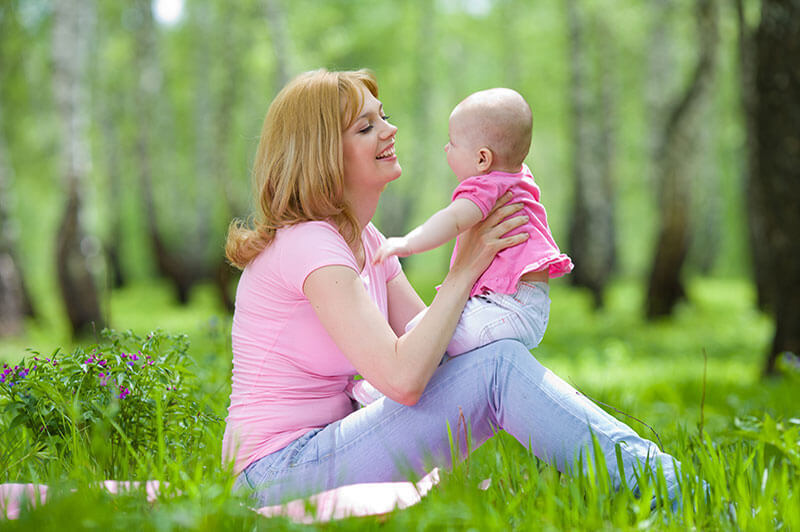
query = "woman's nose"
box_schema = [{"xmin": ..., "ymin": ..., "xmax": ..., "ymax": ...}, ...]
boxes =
[{"xmin": 380, "ymin": 120, "xmax": 398, "ymax": 139}]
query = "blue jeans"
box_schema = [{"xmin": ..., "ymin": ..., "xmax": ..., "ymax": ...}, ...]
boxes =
[
  {"xmin": 404, "ymin": 281, "xmax": 551, "ymax": 356},
  {"xmin": 236, "ymin": 340, "xmax": 681, "ymax": 507}
]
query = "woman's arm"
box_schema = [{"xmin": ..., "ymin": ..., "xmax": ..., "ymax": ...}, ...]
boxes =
[
  {"xmin": 385, "ymin": 271, "xmax": 426, "ymax": 337},
  {"xmin": 372, "ymin": 199, "xmax": 483, "ymax": 264},
  {"xmin": 304, "ymin": 195, "xmax": 527, "ymax": 405}
]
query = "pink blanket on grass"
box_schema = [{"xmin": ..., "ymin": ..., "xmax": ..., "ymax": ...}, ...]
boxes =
[{"xmin": 0, "ymin": 469, "xmax": 441, "ymax": 523}]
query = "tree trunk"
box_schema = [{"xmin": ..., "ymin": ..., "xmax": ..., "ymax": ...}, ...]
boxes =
[
  {"xmin": 736, "ymin": 0, "xmax": 772, "ymax": 312},
  {"xmin": 52, "ymin": 0, "xmax": 105, "ymax": 336},
  {"xmin": 645, "ymin": 0, "xmax": 719, "ymax": 319},
  {"xmin": 565, "ymin": 0, "xmax": 617, "ymax": 309},
  {"xmin": 264, "ymin": 0, "xmax": 292, "ymax": 91},
  {"xmin": 645, "ymin": 0, "xmax": 677, "ymax": 187},
  {"xmin": 212, "ymin": 2, "xmax": 246, "ymax": 312},
  {"xmin": 0, "ymin": 98, "xmax": 29, "ymax": 336},
  {"xmin": 753, "ymin": 0, "xmax": 800, "ymax": 375},
  {"xmin": 100, "ymin": 107, "xmax": 126, "ymax": 289},
  {"xmin": 132, "ymin": 0, "xmax": 206, "ymax": 305}
]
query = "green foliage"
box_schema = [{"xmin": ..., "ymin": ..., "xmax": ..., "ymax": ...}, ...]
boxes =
[
  {"xmin": 0, "ymin": 329, "xmax": 219, "ymax": 478},
  {"xmin": 0, "ymin": 278, "xmax": 798, "ymax": 529}
]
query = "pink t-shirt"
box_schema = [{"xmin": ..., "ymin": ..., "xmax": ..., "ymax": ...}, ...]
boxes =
[
  {"xmin": 451, "ymin": 164, "xmax": 573, "ymax": 297},
  {"xmin": 222, "ymin": 221, "xmax": 402, "ymax": 475}
]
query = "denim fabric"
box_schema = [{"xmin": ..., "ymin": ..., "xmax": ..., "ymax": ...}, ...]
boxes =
[
  {"xmin": 451, "ymin": 281, "xmax": 550, "ymax": 355},
  {"xmin": 236, "ymin": 340, "xmax": 681, "ymax": 507},
  {"xmin": 404, "ymin": 282, "xmax": 550, "ymax": 357}
]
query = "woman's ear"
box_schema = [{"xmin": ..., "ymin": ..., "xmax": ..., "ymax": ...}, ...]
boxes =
[{"xmin": 476, "ymin": 147, "xmax": 493, "ymax": 173}]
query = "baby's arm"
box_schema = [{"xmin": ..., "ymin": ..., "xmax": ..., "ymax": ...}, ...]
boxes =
[{"xmin": 374, "ymin": 198, "xmax": 483, "ymax": 264}]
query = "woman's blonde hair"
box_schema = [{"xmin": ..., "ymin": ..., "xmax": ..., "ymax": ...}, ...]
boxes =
[{"xmin": 225, "ymin": 69, "xmax": 378, "ymax": 269}]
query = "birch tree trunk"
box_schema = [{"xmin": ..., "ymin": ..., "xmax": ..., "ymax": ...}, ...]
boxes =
[
  {"xmin": 645, "ymin": 0, "xmax": 677, "ymax": 186},
  {"xmin": 0, "ymin": 97, "xmax": 28, "ymax": 336},
  {"xmin": 99, "ymin": 91, "xmax": 125, "ymax": 289},
  {"xmin": 645, "ymin": 0, "xmax": 719, "ymax": 319},
  {"xmin": 212, "ymin": 2, "xmax": 246, "ymax": 312},
  {"xmin": 52, "ymin": 0, "xmax": 105, "ymax": 336},
  {"xmin": 132, "ymin": 0, "xmax": 205, "ymax": 304},
  {"xmin": 565, "ymin": 0, "xmax": 617, "ymax": 308},
  {"xmin": 753, "ymin": 0, "xmax": 800, "ymax": 375},
  {"xmin": 264, "ymin": 0, "xmax": 292, "ymax": 91},
  {"xmin": 736, "ymin": 0, "xmax": 771, "ymax": 312},
  {"xmin": 192, "ymin": 2, "xmax": 214, "ymax": 259}
]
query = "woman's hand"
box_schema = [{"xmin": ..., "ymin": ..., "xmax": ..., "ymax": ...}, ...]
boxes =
[{"xmin": 449, "ymin": 192, "xmax": 529, "ymax": 283}]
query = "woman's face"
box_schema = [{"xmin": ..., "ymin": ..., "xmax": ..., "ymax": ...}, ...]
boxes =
[{"xmin": 341, "ymin": 87, "xmax": 401, "ymax": 194}]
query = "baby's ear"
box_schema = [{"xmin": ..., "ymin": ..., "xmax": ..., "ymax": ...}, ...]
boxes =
[{"xmin": 476, "ymin": 147, "xmax": 493, "ymax": 172}]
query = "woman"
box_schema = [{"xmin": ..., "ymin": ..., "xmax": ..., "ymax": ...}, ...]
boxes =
[{"xmin": 223, "ymin": 69, "xmax": 681, "ymax": 507}]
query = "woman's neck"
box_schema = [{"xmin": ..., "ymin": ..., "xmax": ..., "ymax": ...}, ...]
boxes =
[
  {"xmin": 346, "ymin": 187, "xmax": 382, "ymax": 234},
  {"xmin": 343, "ymin": 186, "xmax": 382, "ymax": 263}
]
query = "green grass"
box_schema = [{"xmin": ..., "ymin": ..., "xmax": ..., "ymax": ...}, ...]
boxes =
[{"xmin": 1, "ymin": 277, "xmax": 798, "ymax": 530}]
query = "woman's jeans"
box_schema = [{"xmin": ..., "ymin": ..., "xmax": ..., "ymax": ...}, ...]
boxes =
[{"xmin": 236, "ymin": 340, "xmax": 681, "ymax": 507}]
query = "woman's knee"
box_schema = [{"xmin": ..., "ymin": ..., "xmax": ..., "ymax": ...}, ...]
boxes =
[
  {"xmin": 479, "ymin": 338, "xmax": 537, "ymax": 366},
  {"xmin": 452, "ymin": 339, "xmax": 543, "ymax": 381}
]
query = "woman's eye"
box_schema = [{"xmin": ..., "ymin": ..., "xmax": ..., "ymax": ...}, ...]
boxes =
[
  {"xmin": 358, "ymin": 125, "xmax": 374, "ymax": 134},
  {"xmin": 381, "ymin": 115, "xmax": 391, "ymax": 121}
]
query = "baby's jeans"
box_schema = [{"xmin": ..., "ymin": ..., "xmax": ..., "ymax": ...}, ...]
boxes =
[
  {"xmin": 350, "ymin": 281, "xmax": 551, "ymax": 406},
  {"xmin": 439, "ymin": 280, "xmax": 550, "ymax": 356},
  {"xmin": 235, "ymin": 340, "xmax": 682, "ymax": 508}
]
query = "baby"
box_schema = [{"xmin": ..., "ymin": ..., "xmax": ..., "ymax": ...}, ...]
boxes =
[{"xmin": 349, "ymin": 88, "xmax": 573, "ymax": 407}]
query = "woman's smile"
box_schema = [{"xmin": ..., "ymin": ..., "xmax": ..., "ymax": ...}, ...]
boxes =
[{"xmin": 376, "ymin": 143, "xmax": 396, "ymax": 160}]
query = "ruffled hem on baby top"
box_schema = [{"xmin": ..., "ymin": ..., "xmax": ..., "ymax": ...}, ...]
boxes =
[{"xmin": 473, "ymin": 253, "xmax": 574, "ymax": 297}]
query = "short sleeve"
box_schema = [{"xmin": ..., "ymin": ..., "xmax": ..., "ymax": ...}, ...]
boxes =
[
  {"xmin": 278, "ymin": 222, "xmax": 359, "ymax": 293},
  {"xmin": 452, "ymin": 176, "xmax": 507, "ymax": 218}
]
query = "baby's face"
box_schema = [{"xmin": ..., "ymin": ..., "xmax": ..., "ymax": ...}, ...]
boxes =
[{"xmin": 444, "ymin": 112, "xmax": 483, "ymax": 182}]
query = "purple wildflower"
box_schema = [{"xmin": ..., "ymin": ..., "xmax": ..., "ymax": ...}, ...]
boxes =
[
  {"xmin": 98, "ymin": 372, "xmax": 109, "ymax": 386},
  {"xmin": 97, "ymin": 360, "xmax": 107, "ymax": 367},
  {"xmin": 118, "ymin": 386, "xmax": 130, "ymax": 399}
]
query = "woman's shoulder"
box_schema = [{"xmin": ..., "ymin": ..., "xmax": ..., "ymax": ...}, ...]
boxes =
[
  {"xmin": 248, "ymin": 221, "xmax": 347, "ymax": 269},
  {"xmin": 279, "ymin": 220, "xmax": 342, "ymax": 240}
]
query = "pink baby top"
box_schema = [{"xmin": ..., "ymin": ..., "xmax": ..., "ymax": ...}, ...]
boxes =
[
  {"xmin": 222, "ymin": 221, "xmax": 402, "ymax": 475},
  {"xmin": 451, "ymin": 164, "xmax": 573, "ymax": 298}
]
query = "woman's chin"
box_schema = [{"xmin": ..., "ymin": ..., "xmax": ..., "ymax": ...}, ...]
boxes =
[{"xmin": 385, "ymin": 162, "xmax": 402, "ymax": 182}]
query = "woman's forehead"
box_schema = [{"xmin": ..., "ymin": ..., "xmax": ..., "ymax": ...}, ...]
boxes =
[{"xmin": 355, "ymin": 93, "xmax": 383, "ymax": 118}]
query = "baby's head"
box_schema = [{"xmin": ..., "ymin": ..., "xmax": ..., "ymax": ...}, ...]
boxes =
[{"xmin": 445, "ymin": 88, "xmax": 532, "ymax": 181}]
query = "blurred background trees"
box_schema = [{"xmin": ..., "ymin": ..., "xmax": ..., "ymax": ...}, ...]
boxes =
[{"xmin": 0, "ymin": 0, "xmax": 796, "ymax": 375}]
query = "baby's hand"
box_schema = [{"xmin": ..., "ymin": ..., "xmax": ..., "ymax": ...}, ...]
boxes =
[{"xmin": 373, "ymin": 237, "xmax": 412, "ymax": 264}]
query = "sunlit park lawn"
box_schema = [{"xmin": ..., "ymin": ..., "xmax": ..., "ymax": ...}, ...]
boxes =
[{"xmin": 2, "ymin": 274, "xmax": 797, "ymax": 530}]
